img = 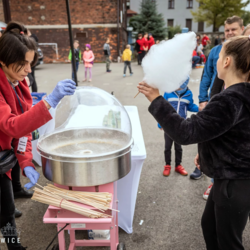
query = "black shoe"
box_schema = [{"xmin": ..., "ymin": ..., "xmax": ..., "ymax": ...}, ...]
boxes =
[
  {"xmin": 14, "ymin": 188, "xmax": 34, "ymax": 199},
  {"xmin": 15, "ymin": 208, "xmax": 22, "ymax": 218},
  {"xmin": 107, "ymin": 70, "xmax": 112, "ymax": 73}
]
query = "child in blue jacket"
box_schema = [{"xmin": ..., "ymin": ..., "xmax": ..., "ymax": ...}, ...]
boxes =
[{"xmin": 158, "ymin": 77, "xmax": 198, "ymax": 177}]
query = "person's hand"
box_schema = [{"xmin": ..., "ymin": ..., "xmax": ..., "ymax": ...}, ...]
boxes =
[
  {"xmin": 24, "ymin": 167, "xmax": 40, "ymax": 190},
  {"xmin": 109, "ymin": 56, "xmax": 112, "ymax": 60},
  {"xmin": 137, "ymin": 81, "xmax": 160, "ymax": 102},
  {"xmin": 199, "ymin": 102, "xmax": 208, "ymax": 111},
  {"xmin": 194, "ymin": 154, "xmax": 200, "ymax": 170},
  {"xmin": 45, "ymin": 79, "xmax": 76, "ymax": 108},
  {"xmin": 160, "ymin": 128, "xmax": 163, "ymax": 130}
]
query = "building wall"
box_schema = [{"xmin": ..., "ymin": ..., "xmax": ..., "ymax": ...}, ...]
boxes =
[
  {"xmin": 130, "ymin": 0, "xmax": 224, "ymax": 33},
  {"xmin": 10, "ymin": 0, "xmax": 127, "ymax": 63},
  {"xmin": 0, "ymin": 1, "xmax": 4, "ymax": 22}
]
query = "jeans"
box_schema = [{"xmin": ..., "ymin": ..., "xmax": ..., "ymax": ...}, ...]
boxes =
[
  {"xmin": 0, "ymin": 174, "xmax": 22, "ymax": 249},
  {"xmin": 105, "ymin": 55, "xmax": 111, "ymax": 70},
  {"xmin": 72, "ymin": 61, "xmax": 79, "ymax": 81},
  {"xmin": 202, "ymin": 179, "xmax": 250, "ymax": 250},
  {"xmin": 164, "ymin": 133, "xmax": 182, "ymax": 166},
  {"xmin": 124, "ymin": 61, "xmax": 132, "ymax": 74},
  {"xmin": 192, "ymin": 56, "xmax": 200, "ymax": 68}
]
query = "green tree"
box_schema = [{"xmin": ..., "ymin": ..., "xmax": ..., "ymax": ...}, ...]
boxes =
[
  {"xmin": 129, "ymin": 0, "xmax": 167, "ymax": 40},
  {"xmin": 167, "ymin": 25, "xmax": 182, "ymax": 39},
  {"xmin": 242, "ymin": 11, "xmax": 250, "ymax": 26},
  {"xmin": 191, "ymin": 0, "xmax": 250, "ymax": 32}
]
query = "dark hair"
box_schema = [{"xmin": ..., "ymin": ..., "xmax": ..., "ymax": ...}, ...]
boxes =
[
  {"xmin": 138, "ymin": 34, "xmax": 142, "ymax": 37},
  {"xmin": 224, "ymin": 16, "xmax": 243, "ymax": 28},
  {"xmin": 224, "ymin": 36, "xmax": 250, "ymax": 81},
  {"xmin": 0, "ymin": 21, "xmax": 38, "ymax": 72}
]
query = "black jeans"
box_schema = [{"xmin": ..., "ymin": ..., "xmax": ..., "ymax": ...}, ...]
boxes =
[
  {"xmin": 138, "ymin": 51, "xmax": 145, "ymax": 64},
  {"xmin": 31, "ymin": 66, "xmax": 37, "ymax": 92},
  {"xmin": 202, "ymin": 179, "xmax": 250, "ymax": 250},
  {"xmin": 11, "ymin": 162, "xmax": 22, "ymax": 193},
  {"xmin": 164, "ymin": 133, "xmax": 182, "ymax": 166},
  {"xmin": 124, "ymin": 61, "xmax": 132, "ymax": 74},
  {"xmin": 0, "ymin": 174, "xmax": 22, "ymax": 249}
]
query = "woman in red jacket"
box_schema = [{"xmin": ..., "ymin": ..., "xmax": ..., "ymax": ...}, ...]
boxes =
[{"xmin": 0, "ymin": 22, "xmax": 76, "ymax": 250}]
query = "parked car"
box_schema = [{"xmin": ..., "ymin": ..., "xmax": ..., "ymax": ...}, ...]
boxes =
[{"xmin": 36, "ymin": 47, "xmax": 44, "ymax": 66}]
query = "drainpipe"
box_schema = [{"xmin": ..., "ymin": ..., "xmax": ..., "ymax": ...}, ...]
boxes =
[
  {"xmin": 2, "ymin": 0, "xmax": 11, "ymax": 23},
  {"xmin": 117, "ymin": 0, "xmax": 120, "ymax": 58}
]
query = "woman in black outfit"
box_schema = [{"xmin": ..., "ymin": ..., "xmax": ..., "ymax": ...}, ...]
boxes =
[{"xmin": 138, "ymin": 36, "xmax": 250, "ymax": 250}]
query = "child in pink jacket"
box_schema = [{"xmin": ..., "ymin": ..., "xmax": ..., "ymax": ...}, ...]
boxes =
[{"xmin": 83, "ymin": 44, "xmax": 95, "ymax": 82}]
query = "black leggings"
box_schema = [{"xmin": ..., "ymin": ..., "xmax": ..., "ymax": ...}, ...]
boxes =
[
  {"xmin": 164, "ymin": 133, "xmax": 182, "ymax": 166},
  {"xmin": 11, "ymin": 162, "xmax": 22, "ymax": 193},
  {"xmin": 31, "ymin": 66, "xmax": 37, "ymax": 92},
  {"xmin": 0, "ymin": 174, "xmax": 22, "ymax": 249},
  {"xmin": 202, "ymin": 179, "xmax": 250, "ymax": 250}
]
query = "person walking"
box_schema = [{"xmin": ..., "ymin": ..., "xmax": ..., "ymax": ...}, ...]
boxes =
[
  {"xmin": 122, "ymin": 44, "xmax": 133, "ymax": 77},
  {"xmin": 0, "ymin": 21, "xmax": 76, "ymax": 250},
  {"xmin": 68, "ymin": 40, "xmax": 81, "ymax": 82},
  {"xmin": 103, "ymin": 38, "xmax": 112, "ymax": 73},
  {"xmin": 82, "ymin": 44, "xmax": 95, "ymax": 82}
]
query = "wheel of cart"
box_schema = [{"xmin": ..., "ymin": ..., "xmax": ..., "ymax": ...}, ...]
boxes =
[{"xmin": 117, "ymin": 242, "xmax": 126, "ymax": 250}]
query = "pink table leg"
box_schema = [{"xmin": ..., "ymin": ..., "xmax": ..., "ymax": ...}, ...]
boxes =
[{"xmin": 57, "ymin": 224, "xmax": 66, "ymax": 250}]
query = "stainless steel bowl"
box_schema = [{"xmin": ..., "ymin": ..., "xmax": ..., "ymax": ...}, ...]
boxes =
[{"xmin": 37, "ymin": 128, "xmax": 133, "ymax": 186}]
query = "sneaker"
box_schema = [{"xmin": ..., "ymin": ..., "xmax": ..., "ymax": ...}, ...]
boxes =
[
  {"xmin": 175, "ymin": 165, "xmax": 188, "ymax": 176},
  {"xmin": 107, "ymin": 70, "xmax": 112, "ymax": 73},
  {"xmin": 88, "ymin": 79, "xmax": 92, "ymax": 82},
  {"xmin": 123, "ymin": 74, "xmax": 126, "ymax": 77},
  {"xmin": 190, "ymin": 167, "xmax": 204, "ymax": 180},
  {"xmin": 163, "ymin": 165, "xmax": 171, "ymax": 176},
  {"xmin": 130, "ymin": 73, "xmax": 133, "ymax": 76},
  {"xmin": 14, "ymin": 188, "xmax": 34, "ymax": 199},
  {"xmin": 82, "ymin": 79, "xmax": 87, "ymax": 82},
  {"xmin": 203, "ymin": 184, "xmax": 213, "ymax": 200},
  {"xmin": 15, "ymin": 208, "xmax": 22, "ymax": 218}
]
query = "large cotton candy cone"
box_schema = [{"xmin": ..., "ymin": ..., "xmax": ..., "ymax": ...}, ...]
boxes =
[{"xmin": 142, "ymin": 32, "xmax": 197, "ymax": 93}]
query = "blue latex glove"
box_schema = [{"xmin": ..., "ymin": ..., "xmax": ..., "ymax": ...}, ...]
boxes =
[
  {"xmin": 45, "ymin": 79, "xmax": 76, "ymax": 108},
  {"xmin": 24, "ymin": 166, "xmax": 40, "ymax": 190}
]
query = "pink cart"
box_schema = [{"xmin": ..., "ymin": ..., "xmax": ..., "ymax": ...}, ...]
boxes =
[{"xmin": 43, "ymin": 182, "xmax": 125, "ymax": 250}]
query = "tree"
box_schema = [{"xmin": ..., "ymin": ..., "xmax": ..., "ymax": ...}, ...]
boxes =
[
  {"xmin": 191, "ymin": 0, "xmax": 250, "ymax": 32},
  {"xmin": 242, "ymin": 11, "xmax": 250, "ymax": 26},
  {"xmin": 129, "ymin": 0, "xmax": 167, "ymax": 40},
  {"xmin": 167, "ymin": 25, "xmax": 182, "ymax": 39}
]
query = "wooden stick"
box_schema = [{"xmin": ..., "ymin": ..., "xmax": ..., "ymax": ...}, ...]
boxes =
[{"xmin": 134, "ymin": 91, "xmax": 140, "ymax": 98}]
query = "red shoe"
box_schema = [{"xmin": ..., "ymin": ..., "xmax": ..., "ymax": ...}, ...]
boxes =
[
  {"xmin": 163, "ymin": 165, "xmax": 171, "ymax": 176},
  {"xmin": 175, "ymin": 165, "xmax": 188, "ymax": 176},
  {"xmin": 203, "ymin": 184, "xmax": 213, "ymax": 200}
]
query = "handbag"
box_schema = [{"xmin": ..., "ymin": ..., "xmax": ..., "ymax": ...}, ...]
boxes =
[{"xmin": 0, "ymin": 149, "xmax": 17, "ymax": 174}]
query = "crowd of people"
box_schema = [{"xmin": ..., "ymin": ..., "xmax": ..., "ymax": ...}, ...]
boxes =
[{"xmin": 137, "ymin": 15, "xmax": 250, "ymax": 250}]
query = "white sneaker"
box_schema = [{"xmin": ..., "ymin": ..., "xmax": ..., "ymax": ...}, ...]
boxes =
[{"xmin": 203, "ymin": 184, "xmax": 213, "ymax": 200}]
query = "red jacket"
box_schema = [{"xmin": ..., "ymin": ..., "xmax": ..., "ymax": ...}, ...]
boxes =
[
  {"xmin": 0, "ymin": 68, "xmax": 52, "ymax": 179},
  {"xmin": 136, "ymin": 39, "xmax": 144, "ymax": 52},
  {"xmin": 193, "ymin": 50, "xmax": 197, "ymax": 57},
  {"xmin": 142, "ymin": 37, "xmax": 148, "ymax": 51},
  {"xmin": 148, "ymin": 37, "xmax": 155, "ymax": 50},
  {"xmin": 201, "ymin": 36, "xmax": 209, "ymax": 46}
]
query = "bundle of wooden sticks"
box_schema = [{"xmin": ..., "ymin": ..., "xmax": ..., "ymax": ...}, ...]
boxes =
[{"xmin": 31, "ymin": 184, "xmax": 116, "ymax": 218}]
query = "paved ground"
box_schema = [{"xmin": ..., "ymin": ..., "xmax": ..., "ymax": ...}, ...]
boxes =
[{"xmin": 4, "ymin": 62, "xmax": 250, "ymax": 250}]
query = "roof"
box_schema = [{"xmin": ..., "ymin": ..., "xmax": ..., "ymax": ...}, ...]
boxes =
[{"xmin": 127, "ymin": 9, "xmax": 137, "ymax": 15}]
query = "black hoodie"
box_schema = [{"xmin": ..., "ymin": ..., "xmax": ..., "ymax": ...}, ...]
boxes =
[{"xmin": 149, "ymin": 82, "xmax": 250, "ymax": 179}]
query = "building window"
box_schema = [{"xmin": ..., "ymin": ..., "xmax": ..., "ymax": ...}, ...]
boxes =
[
  {"xmin": 167, "ymin": 19, "xmax": 174, "ymax": 27},
  {"xmin": 168, "ymin": 0, "xmax": 174, "ymax": 9},
  {"xmin": 198, "ymin": 22, "xmax": 204, "ymax": 32},
  {"xmin": 186, "ymin": 19, "xmax": 192, "ymax": 31},
  {"xmin": 187, "ymin": 0, "xmax": 193, "ymax": 9},
  {"xmin": 76, "ymin": 32, "xmax": 88, "ymax": 38}
]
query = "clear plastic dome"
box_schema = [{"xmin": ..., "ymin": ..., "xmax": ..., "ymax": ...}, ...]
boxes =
[{"xmin": 37, "ymin": 86, "xmax": 133, "ymax": 162}]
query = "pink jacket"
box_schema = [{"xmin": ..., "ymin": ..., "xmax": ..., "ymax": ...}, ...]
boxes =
[{"xmin": 83, "ymin": 50, "xmax": 95, "ymax": 68}]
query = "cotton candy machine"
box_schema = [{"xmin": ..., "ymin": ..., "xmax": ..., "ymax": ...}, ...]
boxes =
[{"xmin": 37, "ymin": 86, "xmax": 133, "ymax": 187}]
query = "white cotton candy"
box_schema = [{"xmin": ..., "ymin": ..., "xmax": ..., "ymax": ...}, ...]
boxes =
[{"xmin": 142, "ymin": 32, "xmax": 197, "ymax": 93}]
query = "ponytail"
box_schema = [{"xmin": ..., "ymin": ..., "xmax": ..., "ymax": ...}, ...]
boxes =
[{"xmin": 0, "ymin": 21, "xmax": 38, "ymax": 71}]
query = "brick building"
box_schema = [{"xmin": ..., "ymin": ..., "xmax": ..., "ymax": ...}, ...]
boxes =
[{"xmin": 2, "ymin": 0, "xmax": 127, "ymax": 63}]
